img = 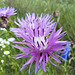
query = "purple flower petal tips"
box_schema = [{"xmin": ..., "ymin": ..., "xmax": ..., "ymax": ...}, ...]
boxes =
[
  {"xmin": 0, "ymin": 7, "xmax": 17, "ymax": 27},
  {"xmin": 11, "ymin": 13, "xmax": 70, "ymax": 74},
  {"xmin": 0, "ymin": 6, "xmax": 17, "ymax": 18}
]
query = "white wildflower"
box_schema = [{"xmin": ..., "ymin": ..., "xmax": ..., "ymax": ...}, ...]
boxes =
[
  {"xmin": 5, "ymin": 41, "xmax": 10, "ymax": 45},
  {"xmin": 1, "ymin": 60, "xmax": 4, "ymax": 64},
  {"xmin": 1, "ymin": 39, "xmax": 6, "ymax": 44},
  {"xmin": 2, "ymin": 45, "xmax": 6, "ymax": 48},
  {"xmin": 3, "ymin": 51, "xmax": 10, "ymax": 55},
  {"xmin": 0, "ymin": 43, "xmax": 5, "ymax": 48},
  {"xmin": 0, "ymin": 28, "xmax": 7, "ymax": 31},
  {"xmin": 0, "ymin": 38, "xmax": 3, "ymax": 42},
  {"xmin": 8, "ymin": 38, "xmax": 15, "ymax": 42}
]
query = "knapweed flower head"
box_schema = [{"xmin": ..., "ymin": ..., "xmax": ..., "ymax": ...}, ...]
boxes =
[
  {"xmin": 0, "ymin": 6, "xmax": 17, "ymax": 27},
  {"xmin": 10, "ymin": 13, "xmax": 55, "ymax": 37},
  {"xmin": 11, "ymin": 13, "xmax": 70, "ymax": 74},
  {"xmin": 0, "ymin": 6, "xmax": 17, "ymax": 18}
]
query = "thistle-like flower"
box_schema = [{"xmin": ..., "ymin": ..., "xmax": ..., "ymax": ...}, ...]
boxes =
[
  {"xmin": 0, "ymin": 6, "xmax": 17, "ymax": 27},
  {"xmin": 0, "ymin": 6, "xmax": 17, "ymax": 18},
  {"xmin": 10, "ymin": 13, "xmax": 54, "ymax": 36},
  {"xmin": 11, "ymin": 13, "xmax": 70, "ymax": 74}
]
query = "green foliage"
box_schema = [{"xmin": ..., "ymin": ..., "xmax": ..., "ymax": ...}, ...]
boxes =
[{"xmin": 0, "ymin": 0, "xmax": 75, "ymax": 75}]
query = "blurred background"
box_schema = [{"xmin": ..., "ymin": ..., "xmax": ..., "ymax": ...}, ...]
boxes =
[{"xmin": 0, "ymin": 0, "xmax": 75, "ymax": 75}]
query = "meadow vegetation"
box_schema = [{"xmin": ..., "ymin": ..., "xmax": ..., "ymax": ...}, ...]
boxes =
[{"xmin": 0, "ymin": 0, "xmax": 75, "ymax": 75}]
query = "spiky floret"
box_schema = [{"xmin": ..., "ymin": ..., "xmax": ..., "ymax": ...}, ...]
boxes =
[
  {"xmin": 10, "ymin": 13, "xmax": 55, "ymax": 37},
  {"xmin": 0, "ymin": 6, "xmax": 17, "ymax": 18},
  {"xmin": 11, "ymin": 13, "xmax": 70, "ymax": 74}
]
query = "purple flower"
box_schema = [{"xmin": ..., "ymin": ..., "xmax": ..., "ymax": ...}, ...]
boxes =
[
  {"xmin": 10, "ymin": 13, "xmax": 55, "ymax": 36},
  {"xmin": 11, "ymin": 13, "xmax": 70, "ymax": 74},
  {"xmin": 0, "ymin": 7, "xmax": 17, "ymax": 27},
  {"xmin": 0, "ymin": 6, "xmax": 17, "ymax": 18}
]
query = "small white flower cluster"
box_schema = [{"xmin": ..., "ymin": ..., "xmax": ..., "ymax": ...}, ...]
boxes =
[
  {"xmin": 1, "ymin": 51, "xmax": 10, "ymax": 64},
  {"xmin": 0, "ymin": 37, "xmax": 15, "ymax": 48},
  {"xmin": 0, "ymin": 28, "xmax": 7, "ymax": 31},
  {"xmin": 0, "ymin": 37, "xmax": 15, "ymax": 64},
  {"xmin": 1, "ymin": 50, "xmax": 10, "ymax": 64}
]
